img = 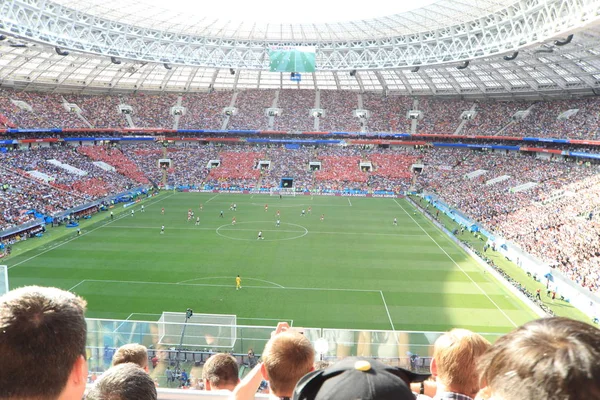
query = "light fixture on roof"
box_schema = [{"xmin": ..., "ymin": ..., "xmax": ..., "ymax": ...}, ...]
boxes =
[
  {"xmin": 555, "ymin": 34, "xmax": 574, "ymax": 46},
  {"xmin": 457, "ymin": 60, "xmax": 470, "ymax": 70},
  {"xmin": 164, "ymin": 63, "xmax": 172, "ymax": 70},
  {"xmin": 55, "ymin": 47, "xmax": 69, "ymax": 56},
  {"xmin": 111, "ymin": 57, "xmax": 121, "ymax": 64},
  {"xmin": 503, "ymin": 51, "xmax": 519, "ymax": 61},
  {"xmin": 230, "ymin": 68, "xmax": 235, "ymax": 75},
  {"xmin": 534, "ymin": 47, "xmax": 554, "ymax": 54},
  {"xmin": 0, "ymin": 35, "xmax": 6, "ymax": 41},
  {"xmin": 410, "ymin": 66, "xmax": 420, "ymax": 72},
  {"xmin": 349, "ymin": 70, "xmax": 357, "ymax": 77}
]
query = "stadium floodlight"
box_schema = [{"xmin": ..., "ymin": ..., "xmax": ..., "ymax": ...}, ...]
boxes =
[
  {"xmin": 457, "ymin": 60, "xmax": 470, "ymax": 70},
  {"xmin": 0, "ymin": 35, "xmax": 6, "ymax": 41},
  {"xmin": 164, "ymin": 63, "xmax": 172, "ymax": 70},
  {"xmin": 349, "ymin": 70, "xmax": 357, "ymax": 77},
  {"xmin": 55, "ymin": 47, "xmax": 69, "ymax": 56},
  {"xmin": 111, "ymin": 57, "xmax": 122, "ymax": 65},
  {"xmin": 555, "ymin": 34, "xmax": 574, "ymax": 46},
  {"xmin": 230, "ymin": 68, "xmax": 235, "ymax": 75},
  {"xmin": 503, "ymin": 51, "xmax": 519, "ymax": 61},
  {"xmin": 410, "ymin": 66, "xmax": 420, "ymax": 72}
]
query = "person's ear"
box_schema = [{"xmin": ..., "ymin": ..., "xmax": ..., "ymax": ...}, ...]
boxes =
[
  {"xmin": 430, "ymin": 358, "xmax": 437, "ymax": 377},
  {"xmin": 204, "ymin": 379, "xmax": 212, "ymax": 390},
  {"xmin": 474, "ymin": 386, "xmax": 493, "ymax": 400},
  {"xmin": 261, "ymin": 363, "xmax": 269, "ymax": 380}
]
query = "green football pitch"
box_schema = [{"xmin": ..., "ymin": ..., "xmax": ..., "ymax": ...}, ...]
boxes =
[{"xmin": 6, "ymin": 192, "xmax": 540, "ymax": 333}]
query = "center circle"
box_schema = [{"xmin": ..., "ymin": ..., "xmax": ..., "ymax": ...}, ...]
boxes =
[{"xmin": 216, "ymin": 221, "xmax": 309, "ymax": 242}]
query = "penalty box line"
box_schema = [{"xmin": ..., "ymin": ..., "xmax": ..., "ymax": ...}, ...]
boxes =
[{"xmin": 67, "ymin": 278, "xmax": 395, "ymax": 331}]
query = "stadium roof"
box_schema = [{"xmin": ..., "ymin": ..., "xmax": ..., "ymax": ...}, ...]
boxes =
[
  {"xmin": 1, "ymin": 0, "xmax": 600, "ymax": 96},
  {"xmin": 50, "ymin": 0, "xmax": 509, "ymax": 41}
]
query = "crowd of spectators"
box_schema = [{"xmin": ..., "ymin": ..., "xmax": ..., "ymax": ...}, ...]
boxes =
[
  {"xmin": 461, "ymin": 100, "xmax": 528, "ymax": 136},
  {"xmin": 273, "ymin": 89, "xmax": 315, "ymax": 131},
  {"xmin": 0, "ymin": 89, "xmax": 86, "ymax": 129},
  {"xmin": 363, "ymin": 93, "xmax": 413, "ymax": 133},
  {"xmin": 77, "ymin": 145, "xmax": 150, "ymax": 184},
  {"xmin": 416, "ymin": 148, "xmax": 600, "ymax": 294},
  {"xmin": 501, "ymin": 98, "xmax": 600, "ymax": 139},
  {"xmin": 315, "ymin": 155, "xmax": 367, "ymax": 188},
  {"xmin": 62, "ymin": 94, "xmax": 128, "ymax": 128},
  {"xmin": 121, "ymin": 93, "xmax": 178, "ymax": 128},
  {"xmin": 206, "ymin": 150, "xmax": 264, "ymax": 187},
  {"xmin": 260, "ymin": 147, "xmax": 315, "ymax": 191},
  {"xmin": 228, "ymin": 90, "xmax": 273, "ymax": 130},
  {"xmin": 0, "ymin": 167, "xmax": 80, "ymax": 230},
  {"xmin": 0, "ymin": 146, "xmax": 137, "ymax": 200},
  {"xmin": 491, "ymin": 175, "xmax": 600, "ymax": 294},
  {"xmin": 180, "ymin": 92, "xmax": 232, "ymax": 130},
  {"xmin": 2, "ymin": 88, "xmax": 600, "ymax": 138},
  {"xmin": 417, "ymin": 98, "xmax": 473, "ymax": 135},
  {"xmin": 318, "ymin": 91, "xmax": 360, "ymax": 132}
]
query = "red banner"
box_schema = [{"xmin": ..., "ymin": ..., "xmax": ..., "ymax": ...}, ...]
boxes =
[{"xmin": 520, "ymin": 147, "xmax": 562, "ymax": 154}]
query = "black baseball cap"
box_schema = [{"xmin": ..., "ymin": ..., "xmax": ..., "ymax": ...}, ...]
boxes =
[{"xmin": 293, "ymin": 357, "xmax": 430, "ymax": 400}]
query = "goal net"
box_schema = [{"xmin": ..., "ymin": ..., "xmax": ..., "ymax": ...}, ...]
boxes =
[
  {"xmin": 0, "ymin": 265, "xmax": 7, "ymax": 296},
  {"xmin": 157, "ymin": 312, "xmax": 237, "ymax": 349},
  {"xmin": 270, "ymin": 187, "xmax": 296, "ymax": 197}
]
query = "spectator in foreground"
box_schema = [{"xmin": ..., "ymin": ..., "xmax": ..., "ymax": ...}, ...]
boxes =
[
  {"xmin": 0, "ymin": 286, "xmax": 88, "ymax": 400},
  {"xmin": 202, "ymin": 353, "xmax": 240, "ymax": 392},
  {"xmin": 112, "ymin": 343, "xmax": 149, "ymax": 372},
  {"xmin": 430, "ymin": 329, "xmax": 491, "ymax": 400},
  {"xmin": 86, "ymin": 362, "xmax": 157, "ymax": 400},
  {"xmin": 476, "ymin": 317, "xmax": 600, "ymax": 400},
  {"xmin": 293, "ymin": 357, "xmax": 431, "ymax": 400},
  {"xmin": 261, "ymin": 329, "xmax": 315, "ymax": 399},
  {"xmin": 231, "ymin": 322, "xmax": 314, "ymax": 400}
]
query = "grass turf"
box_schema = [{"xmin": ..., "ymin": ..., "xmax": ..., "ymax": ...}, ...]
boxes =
[{"xmin": 6, "ymin": 192, "xmax": 541, "ymax": 334}]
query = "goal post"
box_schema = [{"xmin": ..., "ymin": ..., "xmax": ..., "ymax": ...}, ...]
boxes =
[
  {"xmin": 157, "ymin": 312, "xmax": 237, "ymax": 349},
  {"xmin": 270, "ymin": 187, "xmax": 296, "ymax": 197}
]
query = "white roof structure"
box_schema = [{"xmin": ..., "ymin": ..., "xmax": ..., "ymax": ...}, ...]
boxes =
[{"xmin": 0, "ymin": 0, "xmax": 599, "ymax": 96}]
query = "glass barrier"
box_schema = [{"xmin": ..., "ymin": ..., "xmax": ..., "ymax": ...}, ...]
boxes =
[{"xmin": 86, "ymin": 317, "xmax": 504, "ymax": 380}]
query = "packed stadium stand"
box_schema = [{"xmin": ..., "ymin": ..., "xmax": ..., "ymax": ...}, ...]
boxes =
[{"xmin": 3, "ymin": 0, "xmax": 600, "ymax": 397}]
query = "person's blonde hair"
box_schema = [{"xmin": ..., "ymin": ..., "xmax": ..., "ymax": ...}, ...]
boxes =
[
  {"xmin": 433, "ymin": 328, "xmax": 490, "ymax": 396},
  {"xmin": 112, "ymin": 343, "xmax": 148, "ymax": 370},
  {"xmin": 262, "ymin": 332, "xmax": 314, "ymax": 395}
]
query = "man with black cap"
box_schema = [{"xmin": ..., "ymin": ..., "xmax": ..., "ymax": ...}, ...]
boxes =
[{"xmin": 293, "ymin": 357, "xmax": 430, "ymax": 400}]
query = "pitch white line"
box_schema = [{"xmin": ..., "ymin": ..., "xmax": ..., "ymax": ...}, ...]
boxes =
[
  {"xmin": 206, "ymin": 193, "xmax": 219, "ymax": 203},
  {"xmin": 178, "ymin": 276, "xmax": 285, "ymax": 288},
  {"xmin": 348, "ymin": 198, "xmax": 352, "ymax": 206},
  {"xmin": 380, "ymin": 290, "xmax": 395, "ymax": 332},
  {"xmin": 104, "ymin": 225, "xmax": 425, "ymax": 238},
  {"xmin": 238, "ymin": 317, "xmax": 293, "ymax": 321},
  {"xmin": 68, "ymin": 280, "xmax": 87, "ymax": 292},
  {"xmin": 393, "ymin": 198, "xmax": 518, "ymax": 327},
  {"xmin": 8, "ymin": 194, "xmax": 175, "ymax": 270},
  {"xmin": 80, "ymin": 279, "xmax": 380, "ymax": 293}
]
